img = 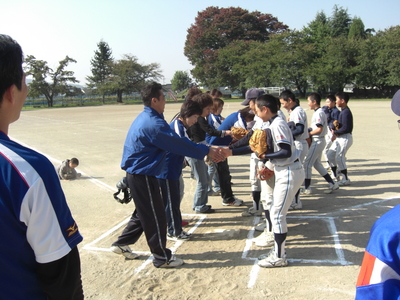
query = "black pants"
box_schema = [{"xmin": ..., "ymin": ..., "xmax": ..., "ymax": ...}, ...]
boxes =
[
  {"xmin": 158, "ymin": 178, "xmax": 183, "ymax": 236},
  {"xmin": 216, "ymin": 159, "xmax": 235, "ymax": 203},
  {"xmin": 112, "ymin": 173, "xmax": 171, "ymax": 267}
]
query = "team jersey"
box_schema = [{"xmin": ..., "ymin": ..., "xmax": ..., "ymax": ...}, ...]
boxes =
[
  {"xmin": 121, "ymin": 106, "xmax": 209, "ymax": 176},
  {"xmin": 289, "ymin": 105, "xmax": 309, "ymax": 140},
  {"xmin": 0, "ymin": 131, "xmax": 83, "ymax": 299},
  {"xmin": 206, "ymin": 113, "xmax": 223, "ymax": 144},
  {"xmin": 356, "ymin": 204, "xmax": 400, "ymax": 299},
  {"xmin": 209, "ymin": 111, "xmax": 247, "ymax": 146},
  {"xmin": 268, "ymin": 116, "xmax": 299, "ymax": 167},
  {"xmin": 310, "ymin": 107, "xmax": 328, "ymax": 138}
]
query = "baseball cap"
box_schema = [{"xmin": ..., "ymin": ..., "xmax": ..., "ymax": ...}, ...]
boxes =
[
  {"xmin": 391, "ymin": 89, "xmax": 400, "ymax": 116},
  {"xmin": 241, "ymin": 88, "xmax": 265, "ymax": 106}
]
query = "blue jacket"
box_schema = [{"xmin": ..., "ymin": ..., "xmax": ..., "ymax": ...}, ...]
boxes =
[
  {"xmin": 209, "ymin": 112, "xmax": 246, "ymax": 146},
  {"xmin": 157, "ymin": 119, "xmax": 192, "ymax": 180},
  {"xmin": 121, "ymin": 106, "xmax": 208, "ymax": 176}
]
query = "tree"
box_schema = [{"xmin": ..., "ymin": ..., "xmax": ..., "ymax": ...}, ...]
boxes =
[
  {"xmin": 184, "ymin": 6, "xmax": 288, "ymax": 87},
  {"xmin": 86, "ymin": 40, "xmax": 113, "ymax": 103},
  {"xmin": 348, "ymin": 17, "xmax": 366, "ymax": 39},
  {"xmin": 171, "ymin": 71, "xmax": 192, "ymax": 91},
  {"xmin": 107, "ymin": 54, "xmax": 162, "ymax": 103},
  {"xmin": 329, "ymin": 5, "xmax": 351, "ymax": 38},
  {"xmin": 25, "ymin": 55, "xmax": 78, "ymax": 107}
]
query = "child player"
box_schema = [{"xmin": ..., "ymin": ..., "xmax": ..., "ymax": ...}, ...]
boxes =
[
  {"xmin": 301, "ymin": 93, "xmax": 339, "ymax": 194},
  {"xmin": 222, "ymin": 94, "xmax": 305, "ymax": 267}
]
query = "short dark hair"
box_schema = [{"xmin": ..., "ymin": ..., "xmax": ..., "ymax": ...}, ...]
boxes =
[
  {"xmin": 141, "ymin": 82, "xmax": 163, "ymax": 106},
  {"xmin": 192, "ymin": 93, "xmax": 213, "ymax": 109},
  {"xmin": 279, "ymin": 90, "xmax": 296, "ymax": 102},
  {"xmin": 256, "ymin": 94, "xmax": 278, "ymax": 114},
  {"xmin": 335, "ymin": 91, "xmax": 350, "ymax": 103},
  {"xmin": 0, "ymin": 35, "xmax": 24, "ymax": 102},
  {"xmin": 308, "ymin": 92, "xmax": 321, "ymax": 105},
  {"xmin": 70, "ymin": 158, "xmax": 79, "ymax": 165},
  {"xmin": 326, "ymin": 94, "xmax": 336, "ymax": 103},
  {"xmin": 180, "ymin": 100, "xmax": 202, "ymax": 119}
]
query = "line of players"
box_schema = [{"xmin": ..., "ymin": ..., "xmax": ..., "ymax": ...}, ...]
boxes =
[{"xmin": 211, "ymin": 88, "xmax": 354, "ymax": 268}]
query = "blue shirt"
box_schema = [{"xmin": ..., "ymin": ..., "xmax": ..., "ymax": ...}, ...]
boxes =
[
  {"xmin": 121, "ymin": 106, "xmax": 209, "ymax": 176},
  {"xmin": 322, "ymin": 106, "xmax": 340, "ymax": 129},
  {"xmin": 334, "ymin": 106, "xmax": 353, "ymax": 135},
  {"xmin": 0, "ymin": 131, "xmax": 83, "ymax": 299},
  {"xmin": 209, "ymin": 112, "xmax": 246, "ymax": 146}
]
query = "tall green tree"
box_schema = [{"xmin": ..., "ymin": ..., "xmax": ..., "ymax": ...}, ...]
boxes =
[
  {"xmin": 25, "ymin": 55, "xmax": 78, "ymax": 107},
  {"xmin": 329, "ymin": 5, "xmax": 351, "ymax": 38},
  {"xmin": 107, "ymin": 54, "xmax": 162, "ymax": 103},
  {"xmin": 348, "ymin": 17, "xmax": 366, "ymax": 39},
  {"xmin": 86, "ymin": 40, "xmax": 113, "ymax": 103},
  {"xmin": 171, "ymin": 71, "xmax": 192, "ymax": 91},
  {"xmin": 184, "ymin": 6, "xmax": 287, "ymax": 87}
]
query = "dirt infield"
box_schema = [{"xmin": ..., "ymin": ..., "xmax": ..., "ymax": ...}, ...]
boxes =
[{"xmin": 9, "ymin": 100, "xmax": 400, "ymax": 299}]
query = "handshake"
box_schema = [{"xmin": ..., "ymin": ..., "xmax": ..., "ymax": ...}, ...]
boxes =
[{"xmin": 206, "ymin": 146, "xmax": 232, "ymax": 163}]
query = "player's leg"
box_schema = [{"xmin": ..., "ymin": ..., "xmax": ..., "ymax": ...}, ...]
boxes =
[
  {"xmin": 258, "ymin": 162, "xmax": 304, "ymax": 267},
  {"xmin": 337, "ymin": 134, "xmax": 353, "ymax": 185},
  {"xmin": 186, "ymin": 157, "xmax": 211, "ymax": 212}
]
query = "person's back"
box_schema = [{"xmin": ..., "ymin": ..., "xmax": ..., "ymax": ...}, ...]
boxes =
[{"xmin": 0, "ymin": 34, "xmax": 83, "ymax": 299}]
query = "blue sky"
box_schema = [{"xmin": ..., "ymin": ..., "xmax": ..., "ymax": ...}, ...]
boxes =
[{"xmin": 2, "ymin": 0, "xmax": 399, "ymax": 86}]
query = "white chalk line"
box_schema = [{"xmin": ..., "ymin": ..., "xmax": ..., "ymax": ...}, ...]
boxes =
[{"xmin": 244, "ymin": 196, "xmax": 400, "ymax": 288}]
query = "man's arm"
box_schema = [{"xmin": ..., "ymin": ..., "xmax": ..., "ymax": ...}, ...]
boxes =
[{"xmin": 37, "ymin": 247, "xmax": 84, "ymax": 300}]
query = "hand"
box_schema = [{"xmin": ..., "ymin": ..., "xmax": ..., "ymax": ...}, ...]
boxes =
[
  {"xmin": 225, "ymin": 130, "xmax": 232, "ymax": 136},
  {"xmin": 208, "ymin": 146, "xmax": 226, "ymax": 163},
  {"xmin": 219, "ymin": 146, "xmax": 232, "ymax": 159}
]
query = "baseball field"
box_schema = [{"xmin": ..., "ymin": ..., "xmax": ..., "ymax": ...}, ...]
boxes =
[{"xmin": 9, "ymin": 100, "xmax": 400, "ymax": 299}]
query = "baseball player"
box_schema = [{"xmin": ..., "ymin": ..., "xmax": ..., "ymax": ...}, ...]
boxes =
[
  {"xmin": 322, "ymin": 94, "xmax": 340, "ymax": 168},
  {"xmin": 223, "ymin": 94, "xmax": 305, "ymax": 267},
  {"xmin": 327, "ymin": 92, "xmax": 353, "ymax": 186},
  {"xmin": 239, "ymin": 88, "xmax": 267, "ymax": 216},
  {"xmin": 302, "ymin": 93, "xmax": 339, "ymax": 194},
  {"xmin": 279, "ymin": 90, "xmax": 308, "ymax": 210}
]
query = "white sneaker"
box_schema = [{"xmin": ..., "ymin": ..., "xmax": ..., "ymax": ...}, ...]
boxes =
[
  {"xmin": 258, "ymin": 250, "xmax": 288, "ymax": 268},
  {"xmin": 241, "ymin": 207, "xmax": 263, "ymax": 217},
  {"xmin": 253, "ymin": 230, "xmax": 274, "ymax": 247},
  {"xmin": 338, "ymin": 179, "xmax": 351, "ymax": 186},
  {"xmin": 324, "ymin": 182, "xmax": 340, "ymax": 194},
  {"xmin": 289, "ymin": 199, "xmax": 302, "ymax": 210},
  {"xmin": 300, "ymin": 188, "xmax": 312, "ymax": 195},
  {"xmin": 222, "ymin": 198, "xmax": 243, "ymax": 206},
  {"xmin": 167, "ymin": 231, "xmax": 191, "ymax": 241},
  {"xmin": 158, "ymin": 255, "xmax": 184, "ymax": 268},
  {"xmin": 255, "ymin": 221, "xmax": 266, "ymax": 232},
  {"xmin": 110, "ymin": 245, "xmax": 139, "ymax": 260}
]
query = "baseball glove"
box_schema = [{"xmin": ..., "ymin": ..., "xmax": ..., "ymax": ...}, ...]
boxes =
[
  {"xmin": 257, "ymin": 167, "xmax": 274, "ymax": 181},
  {"xmin": 249, "ymin": 129, "xmax": 267, "ymax": 158},
  {"xmin": 332, "ymin": 120, "xmax": 340, "ymax": 130},
  {"xmin": 230, "ymin": 126, "xmax": 249, "ymax": 140}
]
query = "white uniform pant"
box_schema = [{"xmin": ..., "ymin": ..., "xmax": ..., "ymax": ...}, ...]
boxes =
[
  {"xmin": 249, "ymin": 154, "xmax": 261, "ymax": 192},
  {"xmin": 303, "ymin": 137, "xmax": 328, "ymax": 179},
  {"xmin": 327, "ymin": 133, "xmax": 353, "ymax": 172},
  {"xmin": 271, "ymin": 161, "xmax": 305, "ymax": 234},
  {"xmin": 323, "ymin": 131, "xmax": 333, "ymax": 163},
  {"xmin": 294, "ymin": 140, "xmax": 309, "ymax": 164},
  {"xmin": 260, "ymin": 161, "xmax": 275, "ymax": 213}
]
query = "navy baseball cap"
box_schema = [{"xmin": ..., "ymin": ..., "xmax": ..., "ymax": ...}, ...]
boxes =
[
  {"xmin": 241, "ymin": 88, "xmax": 265, "ymax": 106},
  {"xmin": 391, "ymin": 89, "xmax": 400, "ymax": 116}
]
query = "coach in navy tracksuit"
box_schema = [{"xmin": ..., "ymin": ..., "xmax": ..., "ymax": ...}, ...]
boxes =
[{"xmin": 111, "ymin": 82, "xmax": 223, "ymax": 268}]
